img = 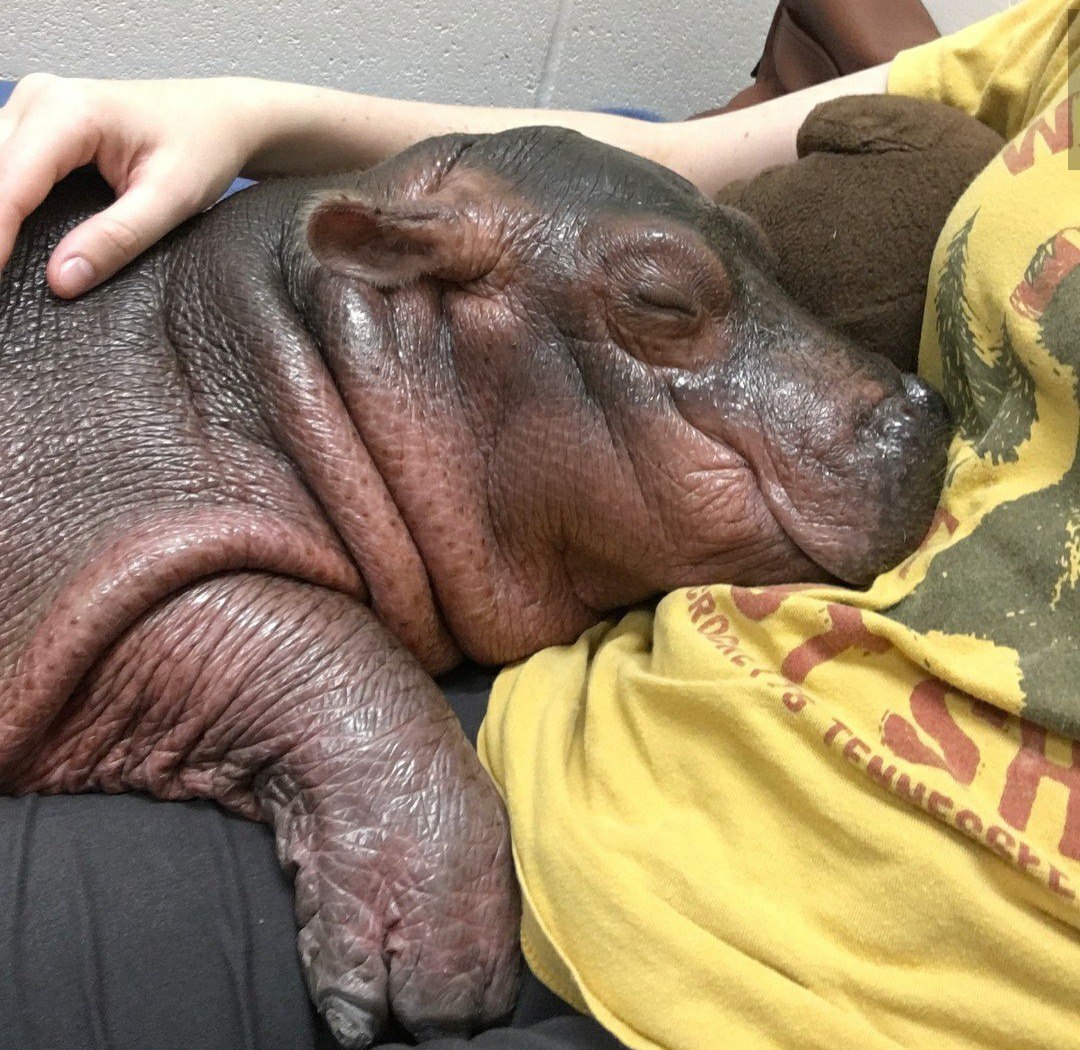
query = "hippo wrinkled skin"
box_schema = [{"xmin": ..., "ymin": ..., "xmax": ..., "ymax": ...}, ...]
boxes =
[{"xmin": 0, "ymin": 127, "xmax": 949, "ymax": 1045}]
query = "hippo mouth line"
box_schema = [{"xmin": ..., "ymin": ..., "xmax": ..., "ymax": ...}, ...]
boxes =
[
  {"xmin": 752, "ymin": 460, "xmax": 861, "ymax": 583},
  {"xmin": 683, "ymin": 409, "xmax": 880, "ymax": 587},
  {"xmin": 667, "ymin": 395, "xmax": 847, "ymax": 585},
  {"xmin": 739, "ymin": 451, "xmax": 849, "ymax": 583}
]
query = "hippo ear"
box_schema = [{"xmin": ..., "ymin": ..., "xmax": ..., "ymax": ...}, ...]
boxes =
[{"xmin": 305, "ymin": 194, "xmax": 491, "ymax": 287}]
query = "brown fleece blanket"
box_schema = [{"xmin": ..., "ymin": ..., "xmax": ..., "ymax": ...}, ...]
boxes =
[{"xmin": 717, "ymin": 94, "xmax": 1005, "ymax": 372}]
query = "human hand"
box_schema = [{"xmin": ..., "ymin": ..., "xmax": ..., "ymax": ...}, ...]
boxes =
[{"xmin": 0, "ymin": 74, "xmax": 261, "ymax": 297}]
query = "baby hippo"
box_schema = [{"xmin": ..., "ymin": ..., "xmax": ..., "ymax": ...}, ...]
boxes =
[{"xmin": 0, "ymin": 127, "xmax": 949, "ymax": 1045}]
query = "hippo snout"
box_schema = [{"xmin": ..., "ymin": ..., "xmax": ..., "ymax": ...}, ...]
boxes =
[
  {"xmin": 826, "ymin": 371, "xmax": 952, "ymax": 585},
  {"xmin": 719, "ymin": 355, "xmax": 952, "ymax": 589}
]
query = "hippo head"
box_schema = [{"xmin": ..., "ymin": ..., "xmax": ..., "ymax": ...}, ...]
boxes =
[{"xmin": 295, "ymin": 127, "xmax": 950, "ymax": 663}]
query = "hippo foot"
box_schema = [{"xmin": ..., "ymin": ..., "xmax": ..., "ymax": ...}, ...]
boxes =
[
  {"xmin": 262, "ymin": 749, "xmax": 521, "ymax": 1046},
  {"xmin": 226, "ymin": 584, "xmax": 524, "ymax": 1044}
]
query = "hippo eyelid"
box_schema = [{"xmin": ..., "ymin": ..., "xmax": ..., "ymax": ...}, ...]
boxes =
[
  {"xmin": 581, "ymin": 222, "xmax": 728, "ymax": 306},
  {"xmin": 631, "ymin": 285, "xmax": 701, "ymax": 319}
]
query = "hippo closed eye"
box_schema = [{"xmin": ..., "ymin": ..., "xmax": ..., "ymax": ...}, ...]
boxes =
[{"xmin": 0, "ymin": 126, "xmax": 949, "ymax": 1045}]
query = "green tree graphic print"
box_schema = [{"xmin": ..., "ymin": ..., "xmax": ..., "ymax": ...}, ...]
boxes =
[
  {"xmin": 937, "ymin": 213, "xmax": 1038, "ymax": 468},
  {"xmin": 892, "ymin": 217, "xmax": 1080, "ymax": 737}
]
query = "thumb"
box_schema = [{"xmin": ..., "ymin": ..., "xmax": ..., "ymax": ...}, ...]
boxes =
[{"xmin": 46, "ymin": 164, "xmax": 215, "ymax": 298}]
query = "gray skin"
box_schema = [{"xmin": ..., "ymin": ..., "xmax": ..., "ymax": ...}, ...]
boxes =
[{"xmin": 0, "ymin": 127, "xmax": 949, "ymax": 1046}]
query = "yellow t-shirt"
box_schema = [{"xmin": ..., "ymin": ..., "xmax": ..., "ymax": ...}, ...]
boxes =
[{"xmin": 479, "ymin": 2, "xmax": 1080, "ymax": 1046}]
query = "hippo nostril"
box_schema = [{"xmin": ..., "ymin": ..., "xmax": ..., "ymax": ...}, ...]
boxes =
[
  {"xmin": 903, "ymin": 373, "xmax": 929, "ymax": 396},
  {"xmin": 901, "ymin": 372, "xmax": 948, "ymax": 416},
  {"xmin": 855, "ymin": 391, "xmax": 904, "ymax": 438},
  {"xmin": 856, "ymin": 374, "xmax": 950, "ymax": 444},
  {"xmin": 879, "ymin": 415, "xmax": 910, "ymax": 441}
]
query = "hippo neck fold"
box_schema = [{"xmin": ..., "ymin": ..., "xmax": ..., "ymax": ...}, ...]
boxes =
[
  {"xmin": 277, "ymin": 201, "xmax": 599, "ymax": 665},
  {"xmin": 171, "ymin": 183, "xmax": 460, "ymax": 672}
]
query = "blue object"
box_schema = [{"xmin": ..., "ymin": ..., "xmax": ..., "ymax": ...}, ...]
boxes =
[
  {"xmin": 595, "ymin": 106, "xmax": 667, "ymax": 122},
  {"xmin": 220, "ymin": 177, "xmax": 256, "ymax": 198}
]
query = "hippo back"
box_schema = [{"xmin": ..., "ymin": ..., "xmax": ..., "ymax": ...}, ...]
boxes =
[{"xmin": 0, "ymin": 170, "xmax": 364, "ymax": 778}]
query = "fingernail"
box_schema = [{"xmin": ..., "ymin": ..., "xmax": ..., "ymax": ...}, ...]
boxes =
[{"xmin": 56, "ymin": 255, "xmax": 95, "ymax": 296}]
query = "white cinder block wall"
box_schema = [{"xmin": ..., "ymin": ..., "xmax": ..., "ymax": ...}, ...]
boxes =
[{"xmin": 1, "ymin": 0, "xmax": 1014, "ymax": 118}]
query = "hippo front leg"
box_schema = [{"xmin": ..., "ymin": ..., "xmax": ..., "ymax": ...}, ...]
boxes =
[{"xmin": 16, "ymin": 573, "xmax": 521, "ymax": 1047}]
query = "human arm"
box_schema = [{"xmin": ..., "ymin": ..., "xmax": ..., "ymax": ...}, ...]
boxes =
[
  {"xmin": 0, "ymin": 65, "xmax": 888, "ymax": 297},
  {"xmin": 239, "ymin": 61, "xmax": 890, "ymax": 191}
]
